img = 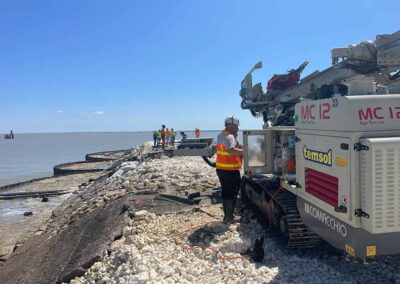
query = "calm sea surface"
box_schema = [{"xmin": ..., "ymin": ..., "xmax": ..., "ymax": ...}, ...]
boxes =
[{"xmin": 0, "ymin": 131, "xmax": 236, "ymax": 186}]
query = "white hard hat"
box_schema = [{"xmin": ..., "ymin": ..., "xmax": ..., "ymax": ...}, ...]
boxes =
[{"xmin": 224, "ymin": 115, "xmax": 240, "ymax": 126}]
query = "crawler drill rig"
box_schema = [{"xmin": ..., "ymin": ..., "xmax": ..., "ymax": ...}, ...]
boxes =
[{"xmin": 239, "ymin": 30, "xmax": 400, "ymax": 257}]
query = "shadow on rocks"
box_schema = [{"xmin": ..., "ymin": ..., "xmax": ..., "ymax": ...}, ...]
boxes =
[
  {"xmin": 0, "ymin": 197, "xmax": 128, "ymax": 284},
  {"xmin": 187, "ymin": 223, "xmax": 229, "ymax": 246}
]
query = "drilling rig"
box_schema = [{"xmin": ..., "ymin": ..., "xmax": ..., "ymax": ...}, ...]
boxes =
[{"xmin": 239, "ymin": 30, "xmax": 400, "ymax": 258}]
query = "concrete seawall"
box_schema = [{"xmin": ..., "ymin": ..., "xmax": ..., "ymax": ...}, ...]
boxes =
[
  {"xmin": 53, "ymin": 161, "xmax": 112, "ymax": 176},
  {"xmin": 85, "ymin": 149, "xmax": 128, "ymax": 162},
  {"xmin": 0, "ymin": 176, "xmax": 53, "ymax": 192},
  {"xmin": 1, "ymin": 149, "xmax": 131, "ymax": 192}
]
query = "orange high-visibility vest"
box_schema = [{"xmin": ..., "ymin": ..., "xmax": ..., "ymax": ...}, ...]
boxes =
[{"xmin": 216, "ymin": 132, "xmax": 242, "ymax": 171}]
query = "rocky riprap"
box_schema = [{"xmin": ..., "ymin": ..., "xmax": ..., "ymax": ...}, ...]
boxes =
[
  {"xmin": 47, "ymin": 143, "xmax": 219, "ymax": 234},
  {"xmin": 71, "ymin": 209, "xmax": 276, "ymax": 284},
  {"xmin": 2, "ymin": 142, "xmax": 400, "ymax": 283},
  {"xmin": 112, "ymin": 156, "xmax": 219, "ymax": 196},
  {"xmin": 69, "ymin": 142, "xmax": 400, "ymax": 284},
  {"xmin": 69, "ymin": 206, "xmax": 400, "ymax": 284}
]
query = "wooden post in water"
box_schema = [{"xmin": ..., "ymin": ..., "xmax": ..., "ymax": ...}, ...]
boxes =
[{"xmin": 4, "ymin": 130, "xmax": 14, "ymax": 139}]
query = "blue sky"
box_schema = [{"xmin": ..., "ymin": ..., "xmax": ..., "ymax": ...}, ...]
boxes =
[{"xmin": 0, "ymin": 0, "xmax": 399, "ymax": 133}]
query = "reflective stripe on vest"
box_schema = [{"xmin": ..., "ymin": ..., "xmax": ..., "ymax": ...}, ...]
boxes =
[
  {"xmin": 216, "ymin": 151, "xmax": 230, "ymax": 156},
  {"xmin": 216, "ymin": 162, "xmax": 242, "ymax": 168},
  {"xmin": 216, "ymin": 135, "xmax": 242, "ymax": 171}
]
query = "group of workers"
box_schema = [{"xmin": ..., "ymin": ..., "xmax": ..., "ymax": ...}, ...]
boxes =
[
  {"xmin": 152, "ymin": 126, "xmax": 198, "ymax": 148},
  {"xmin": 151, "ymin": 117, "xmax": 243, "ymax": 225},
  {"xmin": 153, "ymin": 126, "xmax": 176, "ymax": 148}
]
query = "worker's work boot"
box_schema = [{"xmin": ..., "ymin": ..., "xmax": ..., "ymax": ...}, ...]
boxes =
[
  {"xmin": 222, "ymin": 199, "xmax": 227, "ymax": 223},
  {"xmin": 223, "ymin": 200, "xmax": 235, "ymax": 224},
  {"xmin": 222, "ymin": 199, "xmax": 227, "ymax": 214}
]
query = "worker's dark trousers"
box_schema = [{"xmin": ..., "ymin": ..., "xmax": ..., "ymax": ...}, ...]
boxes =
[{"xmin": 216, "ymin": 169, "xmax": 241, "ymax": 203}]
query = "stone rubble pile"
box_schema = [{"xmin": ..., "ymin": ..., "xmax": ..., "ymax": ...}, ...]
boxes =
[
  {"xmin": 111, "ymin": 155, "xmax": 219, "ymax": 196},
  {"xmin": 67, "ymin": 143, "xmax": 400, "ymax": 283},
  {"xmin": 46, "ymin": 146, "xmax": 145, "ymax": 233},
  {"xmin": 71, "ymin": 208, "xmax": 278, "ymax": 284},
  {"xmin": 47, "ymin": 143, "xmax": 218, "ymax": 234},
  {"xmin": 71, "ymin": 203, "xmax": 400, "ymax": 284}
]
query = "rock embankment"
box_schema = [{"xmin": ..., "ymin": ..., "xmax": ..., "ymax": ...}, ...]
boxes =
[
  {"xmin": 1, "ymin": 142, "xmax": 400, "ymax": 283},
  {"xmin": 0, "ymin": 172, "xmax": 103, "ymax": 264},
  {"xmin": 70, "ymin": 207, "xmax": 400, "ymax": 284},
  {"xmin": 46, "ymin": 144, "xmax": 220, "ymax": 235},
  {"xmin": 71, "ymin": 208, "xmax": 276, "ymax": 284},
  {"xmin": 113, "ymin": 156, "xmax": 219, "ymax": 196},
  {"xmin": 0, "ymin": 144, "xmax": 148, "ymax": 282},
  {"xmin": 70, "ymin": 142, "xmax": 400, "ymax": 284}
]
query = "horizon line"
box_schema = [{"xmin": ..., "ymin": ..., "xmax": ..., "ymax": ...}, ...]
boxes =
[{"xmin": 0, "ymin": 130, "xmax": 223, "ymax": 135}]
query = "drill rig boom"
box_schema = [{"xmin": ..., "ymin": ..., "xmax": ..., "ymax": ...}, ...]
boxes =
[{"xmin": 240, "ymin": 30, "xmax": 400, "ymax": 126}]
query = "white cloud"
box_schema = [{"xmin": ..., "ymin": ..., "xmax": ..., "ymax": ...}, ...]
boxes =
[
  {"xmin": 57, "ymin": 110, "xmax": 63, "ymax": 113},
  {"xmin": 94, "ymin": 111, "xmax": 104, "ymax": 115}
]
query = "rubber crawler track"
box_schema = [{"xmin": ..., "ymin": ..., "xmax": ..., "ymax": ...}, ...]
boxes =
[{"xmin": 242, "ymin": 175, "xmax": 323, "ymax": 249}]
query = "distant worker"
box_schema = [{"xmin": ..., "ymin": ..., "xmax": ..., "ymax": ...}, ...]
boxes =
[
  {"xmin": 195, "ymin": 128, "xmax": 201, "ymax": 138},
  {"xmin": 156, "ymin": 130, "xmax": 162, "ymax": 146},
  {"xmin": 180, "ymin": 131, "xmax": 187, "ymax": 140},
  {"xmin": 153, "ymin": 130, "xmax": 158, "ymax": 146},
  {"xmin": 161, "ymin": 125, "xmax": 166, "ymax": 149},
  {"xmin": 216, "ymin": 116, "xmax": 243, "ymax": 224},
  {"xmin": 165, "ymin": 128, "xmax": 171, "ymax": 145},
  {"xmin": 170, "ymin": 128, "xmax": 176, "ymax": 145}
]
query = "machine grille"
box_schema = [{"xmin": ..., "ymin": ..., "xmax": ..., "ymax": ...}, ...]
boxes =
[
  {"xmin": 305, "ymin": 167, "xmax": 338, "ymax": 207},
  {"xmin": 360, "ymin": 137, "xmax": 400, "ymax": 234}
]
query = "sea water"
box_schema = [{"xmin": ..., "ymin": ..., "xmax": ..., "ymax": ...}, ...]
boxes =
[{"xmin": 0, "ymin": 131, "xmax": 235, "ymax": 186}]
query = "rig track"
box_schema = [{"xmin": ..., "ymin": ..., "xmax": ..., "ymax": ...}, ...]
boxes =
[{"xmin": 242, "ymin": 175, "xmax": 323, "ymax": 249}]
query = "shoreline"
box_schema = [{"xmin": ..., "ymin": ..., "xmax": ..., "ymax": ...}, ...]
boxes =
[
  {"xmin": 0, "ymin": 130, "xmax": 220, "ymax": 136},
  {"xmin": 0, "ymin": 131, "xmax": 223, "ymax": 188},
  {"xmin": 0, "ymin": 155, "xmax": 128, "ymax": 191},
  {"xmin": 0, "ymin": 146, "xmax": 138, "ymax": 265}
]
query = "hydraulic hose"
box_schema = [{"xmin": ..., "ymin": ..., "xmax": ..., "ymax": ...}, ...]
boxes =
[{"xmin": 202, "ymin": 156, "xmax": 216, "ymax": 168}]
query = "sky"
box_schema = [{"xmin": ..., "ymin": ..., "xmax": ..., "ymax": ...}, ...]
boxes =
[{"xmin": 0, "ymin": 0, "xmax": 399, "ymax": 133}]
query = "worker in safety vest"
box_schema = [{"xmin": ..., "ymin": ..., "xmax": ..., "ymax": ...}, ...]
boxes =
[
  {"xmin": 216, "ymin": 115, "xmax": 243, "ymax": 224},
  {"xmin": 170, "ymin": 128, "xmax": 176, "ymax": 145},
  {"xmin": 161, "ymin": 125, "xmax": 166, "ymax": 149},
  {"xmin": 156, "ymin": 130, "xmax": 162, "ymax": 146},
  {"xmin": 153, "ymin": 130, "xmax": 158, "ymax": 146},
  {"xmin": 194, "ymin": 128, "xmax": 201, "ymax": 138},
  {"xmin": 165, "ymin": 128, "xmax": 171, "ymax": 145}
]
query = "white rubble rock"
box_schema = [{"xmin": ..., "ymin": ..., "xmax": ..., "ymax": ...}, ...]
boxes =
[
  {"xmin": 109, "ymin": 238, "xmax": 125, "ymax": 252},
  {"xmin": 70, "ymin": 145, "xmax": 400, "ymax": 284},
  {"xmin": 72, "ymin": 207, "xmax": 280, "ymax": 284},
  {"xmin": 122, "ymin": 226, "xmax": 132, "ymax": 237},
  {"xmin": 108, "ymin": 156, "xmax": 219, "ymax": 196}
]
